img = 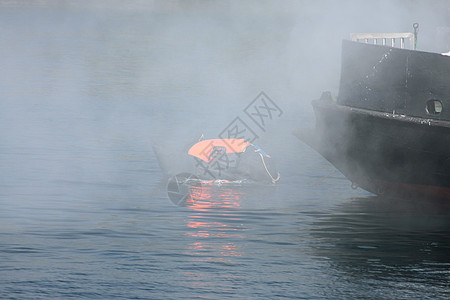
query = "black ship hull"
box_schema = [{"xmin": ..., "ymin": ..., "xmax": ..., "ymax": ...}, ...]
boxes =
[
  {"xmin": 296, "ymin": 40, "xmax": 450, "ymax": 200},
  {"xmin": 295, "ymin": 99, "xmax": 450, "ymax": 199}
]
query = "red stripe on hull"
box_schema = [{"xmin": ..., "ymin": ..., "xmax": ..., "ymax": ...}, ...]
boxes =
[{"xmin": 357, "ymin": 178, "xmax": 450, "ymax": 201}]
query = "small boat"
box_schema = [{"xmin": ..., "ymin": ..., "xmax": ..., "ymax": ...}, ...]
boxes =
[
  {"xmin": 153, "ymin": 137, "xmax": 280, "ymax": 205},
  {"xmin": 295, "ymin": 31, "xmax": 450, "ymax": 200}
]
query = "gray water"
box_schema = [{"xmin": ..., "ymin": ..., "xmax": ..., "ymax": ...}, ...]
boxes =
[{"xmin": 1, "ymin": 2, "xmax": 450, "ymax": 299}]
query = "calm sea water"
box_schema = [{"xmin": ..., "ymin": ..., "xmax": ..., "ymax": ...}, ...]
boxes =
[{"xmin": 1, "ymin": 3, "xmax": 450, "ymax": 299}]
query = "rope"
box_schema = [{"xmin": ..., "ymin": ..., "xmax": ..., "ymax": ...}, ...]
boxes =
[
  {"xmin": 257, "ymin": 152, "xmax": 280, "ymax": 184},
  {"xmin": 308, "ymin": 169, "xmax": 337, "ymax": 187}
]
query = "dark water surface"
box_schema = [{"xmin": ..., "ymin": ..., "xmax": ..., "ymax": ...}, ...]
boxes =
[{"xmin": 1, "ymin": 2, "xmax": 450, "ymax": 299}]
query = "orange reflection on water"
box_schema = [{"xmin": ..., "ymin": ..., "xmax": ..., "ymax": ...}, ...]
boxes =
[
  {"xmin": 183, "ymin": 184, "xmax": 246, "ymax": 263},
  {"xmin": 185, "ymin": 184, "xmax": 242, "ymax": 210}
]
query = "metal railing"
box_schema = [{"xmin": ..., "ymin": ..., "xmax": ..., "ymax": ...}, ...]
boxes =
[{"xmin": 351, "ymin": 32, "xmax": 415, "ymax": 49}]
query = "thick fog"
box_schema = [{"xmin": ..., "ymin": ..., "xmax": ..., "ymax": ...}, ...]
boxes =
[{"xmin": 1, "ymin": 0, "xmax": 450, "ymax": 194}]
